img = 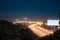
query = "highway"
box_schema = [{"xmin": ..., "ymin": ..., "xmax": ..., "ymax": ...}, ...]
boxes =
[
  {"xmin": 13, "ymin": 20, "xmax": 54, "ymax": 37},
  {"xmin": 28, "ymin": 24, "xmax": 54, "ymax": 37}
]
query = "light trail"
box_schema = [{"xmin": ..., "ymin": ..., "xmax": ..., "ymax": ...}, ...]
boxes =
[
  {"xmin": 13, "ymin": 20, "xmax": 54, "ymax": 37},
  {"xmin": 28, "ymin": 24, "xmax": 49, "ymax": 37},
  {"xmin": 28, "ymin": 24, "xmax": 54, "ymax": 37},
  {"xmin": 34, "ymin": 24, "xmax": 53, "ymax": 34}
]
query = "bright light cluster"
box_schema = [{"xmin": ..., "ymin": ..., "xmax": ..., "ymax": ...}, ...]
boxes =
[{"xmin": 47, "ymin": 20, "xmax": 59, "ymax": 26}]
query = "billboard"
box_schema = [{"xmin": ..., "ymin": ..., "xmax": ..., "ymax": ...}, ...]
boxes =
[{"xmin": 47, "ymin": 20, "xmax": 59, "ymax": 26}]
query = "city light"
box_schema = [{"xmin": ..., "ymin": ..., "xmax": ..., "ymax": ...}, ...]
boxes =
[
  {"xmin": 36, "ymin": 22, "xmax": 43, "ymax": 26},
  {"xmin": 13, "ymin": 19, "xmax": 54, "ymax": 37},
  {"xmin": 47, "ymin": 20, "xmax": 59, "ymax": 26}
]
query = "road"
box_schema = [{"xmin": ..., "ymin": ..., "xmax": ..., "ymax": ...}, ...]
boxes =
[
  {"xmin": 13, "ymin": 20, "xmax": 54, "ymax": 37},
  {"xmin": 28, "ymin": 24, "xmax": 54, "ymax": 37}
]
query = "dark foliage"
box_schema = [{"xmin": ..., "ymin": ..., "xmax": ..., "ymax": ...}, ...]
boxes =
[
  {"xmin": 0, "ymin": 20, "xmax": 38, "ymax": 40},
  {"xmin": 0, "ymin": 20, "xmax": 60, "ymax": 40}
]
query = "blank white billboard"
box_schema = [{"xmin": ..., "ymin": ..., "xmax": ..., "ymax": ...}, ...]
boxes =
[{"xmin": 47, "ymin": 20, "xmax": 59, "ymax": 26}]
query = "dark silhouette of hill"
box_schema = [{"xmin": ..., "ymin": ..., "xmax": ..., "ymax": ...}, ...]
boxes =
[
  {"xmin": 0, "ymin": 20, "xmax": 38, "ymax": 40},
  {"xmin": 0, "ymin": 20, "xmax": 60, "ymax": 40},
  {"xmin": 0, "ymin": 20, "xmax": 17, "ymax": 40}
]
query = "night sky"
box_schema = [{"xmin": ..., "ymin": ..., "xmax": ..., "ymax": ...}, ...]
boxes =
[{"xmin": 0, "ymin": 0, "xmax": 60, "ymax": 21}]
